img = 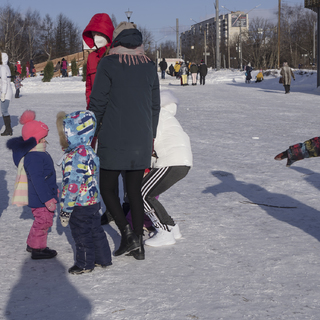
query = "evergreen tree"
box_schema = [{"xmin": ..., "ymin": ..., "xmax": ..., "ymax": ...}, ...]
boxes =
[
  {"xmin": 42, "ymin": 60, "xmax": 54, "ymax": 82},
  {"xmin": 71, "ymin": 57, "xmax": 78, "ymax": 76},
  {"xmin": 82, "ymin": 60, "xmax": 87, "ymax": 82},
  {"xmin": 21, "ymin": 64, "xmax": 26, "ymax": 78},
  {"xmin": 9, "ymin": 64, "xmax": 15, "ymax": 82}
]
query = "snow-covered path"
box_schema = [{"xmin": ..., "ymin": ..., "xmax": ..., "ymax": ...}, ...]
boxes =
[{"xmin": 1, "ymin": 70, "xmax": 320, "ymax": 319}]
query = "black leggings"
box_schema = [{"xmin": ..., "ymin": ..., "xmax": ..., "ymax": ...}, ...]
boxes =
[
  {"xmin": 141, "ymin": 166, "xmax": 190, "ymax": 226},
  {"xmin": 100, "ymin": 169, "xmax": 144, "ymax": 235}
]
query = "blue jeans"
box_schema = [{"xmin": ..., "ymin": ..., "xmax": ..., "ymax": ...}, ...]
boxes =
[
  {"xmin": 1, "ymin": 100, "xmax": 10, "ymax": 116},
  {"xmin": 161, "ymin": 70, "xmax": 165, "ymax": 79}
]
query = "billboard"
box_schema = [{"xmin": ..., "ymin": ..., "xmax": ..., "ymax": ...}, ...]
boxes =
[
  {"xmin": 231, "ymin": 14, "xmax": 247, "ymax": 28},
  {"xmin": 305, "ymin": 0, "xmax": 320, "ymax": 8}
]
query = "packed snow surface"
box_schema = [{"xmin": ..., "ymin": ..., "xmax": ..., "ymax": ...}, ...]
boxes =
[{"xmin": 1, "ymin": 68, "xmax": 320, "ymax": 319}]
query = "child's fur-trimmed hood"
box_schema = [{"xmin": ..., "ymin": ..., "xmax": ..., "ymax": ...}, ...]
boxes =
[
  {"xmin": 56, "ymin": 111, "xmax": 68, "ymax": 150},
  {"xmin": 56, "ymin": 110, "xmax": 97, "ymax": 151}
]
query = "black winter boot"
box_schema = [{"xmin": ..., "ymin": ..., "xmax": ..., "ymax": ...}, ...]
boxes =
[
  {"xmin": 101, "ymin": 210, "xmax": 114, "ymax": 225},
  {"xmin": 31, "ymin": 247, "xmax": 57, "ymax": 260},
  {"xmin": 1, "ymin": 115, "xmax": 12, "ymax": 136},
  {"xmin": 114, "ymin": 224, "xmax": 139, "ymax": 256},
  {"xmin": 126, "ymin": 235, "xmax": 145, "ymax": 260}
]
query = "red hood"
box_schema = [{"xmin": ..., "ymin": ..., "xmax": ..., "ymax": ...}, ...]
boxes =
[{"xmin": 82, "ymin": 13, "xmax": 114, "ymax": 49}]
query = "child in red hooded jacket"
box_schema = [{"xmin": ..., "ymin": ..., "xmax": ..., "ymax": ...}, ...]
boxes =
[{"xmin": 82, "ymin": 13, "xmax": 114, "ymax": 108}]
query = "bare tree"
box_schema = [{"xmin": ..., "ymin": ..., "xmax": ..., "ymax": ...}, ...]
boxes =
[
  {"xmin": 39, "ymin": 14, "xmax": 55, "ymax": 61},
  {"xmin": 159, "ymin": 40, "xmax": 176, "ymax": 58},
  {"xmin": 242, "ymin": 17, "xmax": 278, "ymax": 69},
  {"xmin": 66, "ymin": 20, "xmax": 82, "ymax": 54},
  {"xmin": 24, "ymin": 9, "xmax": 41, "ymax": 61},
  {"xmin": 138, "ymin": 25, "xmax": 154, "ymax": 54},
  {"xmin": 54, "ymin": 13, "xmax": 69, "ymax": 58},
  {"xmin": 0, "ymin": 5, "xmax": 26, "ymax": 63},
  {"xmin": 237, "ymin": 4, "xmax": 317, "ymax": 69}
]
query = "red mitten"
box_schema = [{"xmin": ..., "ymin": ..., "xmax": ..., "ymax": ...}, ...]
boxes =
[
  {"xmin": 274, "ymin": 150, "xmax": 288, "ymax": 161},
  {"xmin": 45, "ymin": 198, "xmax": 57, "ymax": 212}
]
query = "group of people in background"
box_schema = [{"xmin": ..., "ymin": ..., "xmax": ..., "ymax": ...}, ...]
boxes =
[
  {"xmin": 54, "ymin": 58, "xmax": 69, "ymax": 77},
  {"xmin": 244, "ymin": 63, "xmax": 264, "ymax": 84},
  {"xmin": 245, "ymin": 61, "xmax": 295, "ymax": 94},
  {"xmin": 15, "ymin": 59, "xmax": 35, "ymax": 78},
  {"xmin": 12, "ymin": 59, "xmax": 36, "ymax": 99},
  {"xmin": 160, "ymin": 58, "xmax": 208, "ymax": 86}
]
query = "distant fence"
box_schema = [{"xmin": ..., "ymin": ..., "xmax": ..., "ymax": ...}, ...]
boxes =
[{"xmin": 34, "ymin": 50, "xmax": 93, "ymax": 77}]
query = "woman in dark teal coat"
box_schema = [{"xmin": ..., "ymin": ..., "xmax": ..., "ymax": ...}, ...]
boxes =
[{"xmin": 89, "ymin": 22, "xmax": 160, "ymax": 260}]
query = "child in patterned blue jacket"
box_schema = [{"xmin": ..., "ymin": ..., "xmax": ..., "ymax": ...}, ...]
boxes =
[{"xmin": 56, "ymin": 110, "xmax": 111, "ymax": 274}]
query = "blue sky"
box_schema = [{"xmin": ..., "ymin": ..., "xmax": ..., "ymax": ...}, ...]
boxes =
[{"xmin": 6, "ymin": 0, "xmax": 305, "ymax": 44}]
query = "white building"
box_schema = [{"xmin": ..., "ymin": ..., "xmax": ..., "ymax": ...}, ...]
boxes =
[{"xmin": 180, "ymin": 11, "xmax": 249, "ymax": 67}]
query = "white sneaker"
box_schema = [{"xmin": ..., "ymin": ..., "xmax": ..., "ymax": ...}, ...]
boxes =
[
  {"xmin": 145, "ymin": 228, "xmax": 176, "ymax": 247},
  {"xmin": 169, "ymin": 224, "xmax": 182, "ymax": 240}
]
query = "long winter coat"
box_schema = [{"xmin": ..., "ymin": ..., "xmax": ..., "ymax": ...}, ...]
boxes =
[
  {"xmin": 15, "ymin": 61, "xmax": 21, "ymax": 74},
  {"xmin": 180, "ymin": 63, "xmax": 188, "ymax": 75},
  {"xmin": 14, "ymin": 75, "xmax": 23, "ymax": 89},
  {"xmin": 82, "ymin": 14, "xmax": 114, "ymax": 106},
  {"xmin": 190, "ymin": 63, "xmax": 198, "ymax": 74},
  {"xmin": 280, "ymin": 66, "xmax": 295, "ymax": 86},
  {"xmin": 245, "ymin": 65, "xmax": 252, "ymax": 80},
  {"xmin": 174, "ymin": 62, "xmax": 181, "ymax": 73},
  {"xmin": 7, "ymin": 137, "xmax": 58, "ymax": 208},
  {"xmin": 89, "ymin": 28, "xmax": 160, "ymax": 171},
  {"xmin": 152, "ymin": 90, "xmax": 193, "ymax": 168},
  {"xmin": 199, "ymin": 63, "xmax": 208, "ymax": 77},
  {"xmin": 1, "ymin": 53, "xmax": 13, "ymax": 101},
  {"xmin": 58, "ymin": 110, "xmax": 100, "ymax": 213},
  {"xmin": 159, "ymin": 59, "xmax": 167, "ymax": 71}
]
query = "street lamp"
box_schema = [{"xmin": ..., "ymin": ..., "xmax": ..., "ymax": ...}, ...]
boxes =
[
  {"xmin": 125, "ymin": 9, "xmax": 133, "ymax": 22},
  {"xmin": 215, "ymin": 1, "xmax": 220, "ymax": 70},
  {"xmin": 190, "ymin": 18, "xmax": 208, "ymax": 65}
]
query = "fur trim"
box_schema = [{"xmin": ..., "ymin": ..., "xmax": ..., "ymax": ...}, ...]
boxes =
[
  {"xmin": 7, "ymin": 137, "xmax": 37, "ymax": 167},
  {"xmin": 20, "ymin": 110, "xmax": 36, "ymax": 125},
  {"xmin": 56, "ymin": 111, "xmax": 69, "ymax": 149},
  {"xmin": 6, "ymin": 136, "xmax": 36, "ymax": 151}
]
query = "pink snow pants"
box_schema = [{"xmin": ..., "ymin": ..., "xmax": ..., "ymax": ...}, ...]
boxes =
[
  {"xmin": 27, "ymin": 207, "xmax": 54, "ymax": 249},
  {"xmin": 192, "ymin": 73, "xmax": 197, "ymax": 84}
]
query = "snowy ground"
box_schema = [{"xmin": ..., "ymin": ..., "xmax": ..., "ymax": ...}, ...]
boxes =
[{"xmin": 1, "ymin": 67, "xmax": 320, "ymax": 320}]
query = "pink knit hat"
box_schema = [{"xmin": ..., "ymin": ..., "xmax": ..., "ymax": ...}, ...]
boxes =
[{"xmin": 20, "ymin": 110, "xmax": 49, "ymax": 143}]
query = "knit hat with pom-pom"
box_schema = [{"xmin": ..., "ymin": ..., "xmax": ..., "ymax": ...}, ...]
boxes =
[{"xmin": 20, "ymin": 110, "xmax": 49, "ymax": 143}]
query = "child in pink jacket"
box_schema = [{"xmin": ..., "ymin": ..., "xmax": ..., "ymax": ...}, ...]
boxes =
[{"xmin": 7, "ymin": 110, "xmax": 58, "ymax": 260}]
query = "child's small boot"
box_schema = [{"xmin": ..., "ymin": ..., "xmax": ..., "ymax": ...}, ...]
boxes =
[
  {"xmin": 31, "ymin": 247, "xmax": 57, "ymax": 259},
  {"xmin": 68, "ymin": 265, "xmax": 93, "ymax": 275}
]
